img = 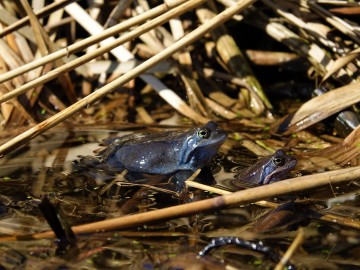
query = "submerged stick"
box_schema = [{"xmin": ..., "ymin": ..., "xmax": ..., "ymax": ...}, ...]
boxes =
[
  {"xmin": 0, "ymin": 165, "xmax": 359, "ymax": 242},
  {"xmin": 187, "ymin": 172, "xmax": 360, "ymax": 229},
  {"xmin": 275, "ymin": 228, "xmax": 304, "ymax": 270}
]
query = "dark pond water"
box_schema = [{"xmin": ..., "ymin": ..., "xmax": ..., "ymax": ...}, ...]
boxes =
[{"xmin": 0, "ymin": 127, "xmax": 359, "ymax": 270}]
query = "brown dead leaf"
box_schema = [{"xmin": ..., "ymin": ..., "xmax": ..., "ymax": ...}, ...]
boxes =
[{"xmin": 283, "ymin": 81, "xmax": 360, "ymax": 135}]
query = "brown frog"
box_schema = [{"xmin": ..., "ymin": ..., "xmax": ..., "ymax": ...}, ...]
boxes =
[{"xmin": 234, "ymin": 149, "xmax": 297, "ymax": 186}]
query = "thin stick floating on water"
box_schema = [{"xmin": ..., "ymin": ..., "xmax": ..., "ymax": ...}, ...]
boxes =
[{"xmin": 0, "ymin": 165, "xmax": 359, "ymax": 242}]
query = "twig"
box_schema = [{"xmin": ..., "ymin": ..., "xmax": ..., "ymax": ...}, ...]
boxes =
[
  {"xmin": 275, "ymin": 227, "xmax": 304, "ymax": 270},
  {"xmin": 186, "ymin": 180, "xmax": 231, "ymax": 195},
  {"xmin": 63, "ymin": 2, "xmax": 209, "ymax": 123},
  {"xmin": 186, "ymin": 174, "xmax": 360, "ymax": 229},
  {"xmin": 309, "ymin": 1, "xmax": 360, "ymax": 44},
  {"xmin": 0, "ymin": 0, "xmax": 189, "ymax": 84},
  {"xmin": 20, "ymin": 0, "xmax": 49, "ymax": 55},
  {"xmin": 205, "ymin": 98, "xmax": 238, "ymax": 120},
  {"xmin": 197, "ymin": 1, "xmax": 271, "ymax": 113},
  {"xmin": 0, "ymin": 164, "xmax": 359, "ymax": 242},
  {"xmin": 0, "ymin": 0, "xmax": 77, "ymax": 38},
  {"xmin": 0, "ymin": 0, "xmax": 209, "ymax": 124}
]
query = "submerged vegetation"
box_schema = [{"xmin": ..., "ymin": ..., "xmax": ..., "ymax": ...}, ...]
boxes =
[{"xmin": 0, "ymin": 0, "xmax": 360, "ymax": 269}]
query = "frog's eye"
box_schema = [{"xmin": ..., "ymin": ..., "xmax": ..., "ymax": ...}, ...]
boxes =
[
  {"xmin": 197, "ymin": 128, "xmax": 210, "ymax": 139},
  {"xmin": 273, "ymin": 156, "xmax": 285, "ymax": 166}
]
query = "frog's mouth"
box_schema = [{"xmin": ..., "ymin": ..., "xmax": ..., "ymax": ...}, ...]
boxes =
[
  {"xmin": 190, "ymin": 134, "xmax": 226, "ymax": 162},
  {"xmin": 212, "ymin": 132, "xmax": 228, "ymax": 144},
  {"xmin": 203, "ymin": 137, "xmax": 227, "ymax": 152},
  {"xmin": 211, "ymin": 136, "xmax": 227, "ymax": 146}
]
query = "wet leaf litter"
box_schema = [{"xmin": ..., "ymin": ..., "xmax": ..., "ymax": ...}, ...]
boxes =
[{"xmin": 0, "ymin": 1, "xmax": 360, "ymax": 269}]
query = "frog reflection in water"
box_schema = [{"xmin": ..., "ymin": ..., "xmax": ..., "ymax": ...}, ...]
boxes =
[
  {"xmin": 234, "ymin": 150, "xmax": 297, "ymax": 186},
  {"xmin": 78, "ymin": 121, "xmax": 227, "ymax": 191}
]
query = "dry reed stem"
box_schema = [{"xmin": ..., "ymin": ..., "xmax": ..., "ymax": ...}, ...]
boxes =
[
  {"xmin": 0, "ymin": 0, "xmax": 76, "ymax": 38},
  {"xmin": 205, "ymin": 98, "xmax": 237, "ymax": 119},
  {"xmin": 186, "ymin": 178, "xmax": 231, "ymax": 195},
  {"xmin": 20, "ymin": 0, "xmax": 49, "ymax": 56},
  {"xmin": 255, "ymin": 5, "xmax": 331, "ymax": 76},
  {"xmin": 64, "ymin": 2, "xmax": 207, "ymax": 122},
  {"xmin": 0, "ymin": 164, "xmax": 359, "ymax": 242},
  {"xmin": 309, "ymin": 2, "xmax": 360, "ymax": 44},
  {"xmin": 175, "ymin": 13, "xmax": 209, "ymax": 117},
  {"xmin": 0, "ymin": 6, "xmax": 87, "ymax": 76},
  {"xmin": 202, "ymin": 67, "xmax": 249, "ymax": 88},
  {"xmin": 186, "ymin": 175, "xmax": 360, "ymax": 230},
  {"xmin": 63, "ymin": 2, "xmax": 207, "ymax": 122},
  {"xmin": 275, "ymin": 227, "xmax": 304, "ymax": 270},
  {"xmin": 322, "ymin": 47, "xmax": 360, "ymax": 82},
  {"xmin": 0, "ymin": 0, "xmax": 205, "ymax": 103},
  {"xmin": 197, "ymin": 1, "xmax": 271, "ymax": 112},
  {"xmin": 263, "ymin": 0, "xmax": 337, "ymax": 50},
  {"xmin": 0, "ymin": 0, "xmax": 189, "ymax": 84},
  {"xmin": 0, "ymin": 0, "xmax": 255, "ymax": 155}
]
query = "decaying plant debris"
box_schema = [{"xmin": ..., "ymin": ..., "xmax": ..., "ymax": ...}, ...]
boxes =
[{"xmin": 0, "ymin": 0, "xmax": 360, "ymax": 269}]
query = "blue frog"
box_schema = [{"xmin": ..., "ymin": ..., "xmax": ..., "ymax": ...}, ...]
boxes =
[{"xmin": 77, "ymin": 121, "xmax": 227, "ymax": 191}]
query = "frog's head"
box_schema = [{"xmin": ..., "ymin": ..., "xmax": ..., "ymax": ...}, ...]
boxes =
[
  {"xmin": 260, "ymin": 149, "xmax": 297, "ymax": 184},
  {"xmin": 183, "ymin": 121, "xmax": 227, "ymax": 169}
]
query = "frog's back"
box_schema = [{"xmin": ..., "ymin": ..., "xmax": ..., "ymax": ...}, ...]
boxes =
[{"xmin": 113, "ymin": 138, "xmax": 188, "ymax": 175}]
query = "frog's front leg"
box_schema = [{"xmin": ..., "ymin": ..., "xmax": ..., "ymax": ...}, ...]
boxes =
[
  {"xmin": 172, "ymin": 170, "xmax": 195, "ymax": 192},
  {"xmin": 173, "ymin": 167, "xmax": 217, "ymax": 193}
]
